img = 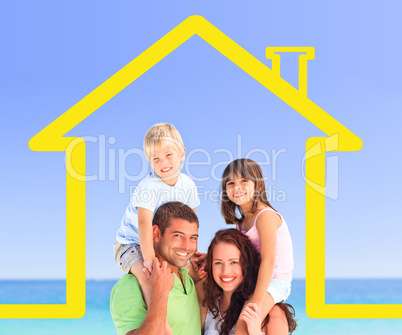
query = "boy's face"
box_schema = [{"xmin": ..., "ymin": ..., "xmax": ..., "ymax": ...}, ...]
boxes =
[{"xmin": 149, "ymin": 141, "xmax": 184, "ymax": 185}]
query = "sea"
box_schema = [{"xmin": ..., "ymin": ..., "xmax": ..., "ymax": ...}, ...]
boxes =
[{"xmin": 0, "ymin": 279, "xmax": 401, "ymax": 334}]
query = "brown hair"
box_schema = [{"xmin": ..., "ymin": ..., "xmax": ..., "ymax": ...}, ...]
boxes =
[
  {"xmin": 203, "ymin": 229, "xmax": 296, "ymax": 335},
  {"xmin": 221, "ymin": 159, "xmax": 275, "ymax": 225},
  {"xmin": 152, "ymin": 201, "xmax": 199, "ymax": 235}
]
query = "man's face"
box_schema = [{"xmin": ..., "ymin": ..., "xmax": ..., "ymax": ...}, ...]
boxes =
[{"xmin": 154, "ymin": 218, "xmax": 198, "ymax": 269}]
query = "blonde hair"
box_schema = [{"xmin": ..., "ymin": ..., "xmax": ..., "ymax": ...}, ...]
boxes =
[{"xmin": 143, "ymin": 123, "xmax": 185, "ymax": 161}]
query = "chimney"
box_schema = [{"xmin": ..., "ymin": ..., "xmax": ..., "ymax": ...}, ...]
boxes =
[{"xmin": 266, "ymin": 47, "xmax": 315, "ymax": 96}]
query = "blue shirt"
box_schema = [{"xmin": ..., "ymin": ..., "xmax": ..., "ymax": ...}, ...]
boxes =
[{"xmin": 116, "ymin": 172, "xmax": 200, "ymax": 244}]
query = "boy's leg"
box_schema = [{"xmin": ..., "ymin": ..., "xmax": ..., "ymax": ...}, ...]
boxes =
[
  {"xmin": 113, "ymin": 242, "xmax": 141, "ymax": 272},
  {"xmin": 130, "ymin": 258, "xmax": 152, "ymax": 308},
  {"xmin": 114, "ymin": 242, "xmax": 152, "ymax": 307},
  {"xmin": 234, "ymin": 292, "xmax": 275, "ymax": 335}
]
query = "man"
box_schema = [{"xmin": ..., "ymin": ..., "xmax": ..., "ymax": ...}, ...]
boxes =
[{"xmin": 110, "ymin": 202, "xmax": 201, "ymax": 335}]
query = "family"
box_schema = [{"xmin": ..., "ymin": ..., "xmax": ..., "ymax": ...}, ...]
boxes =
[{"xmin": 110, "ymin": 123, "xmax": 297, "ymax": 335}]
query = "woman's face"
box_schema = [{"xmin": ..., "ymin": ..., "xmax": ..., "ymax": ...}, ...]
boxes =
[{"xmin": 212, "ymin": 242, "xmax": 244, "ymax": 294}]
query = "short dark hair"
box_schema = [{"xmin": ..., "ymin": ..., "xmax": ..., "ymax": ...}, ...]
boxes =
[{"xmin": 152, "ymin": 202, "xmax": 199, "ymax": 235}]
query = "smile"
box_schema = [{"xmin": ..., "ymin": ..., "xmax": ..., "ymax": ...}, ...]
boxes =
[
  {"xmin": 220, "ymin": 277, "xmax": 236, "ymax": 282},
  {"xmin": 233, "ymin": 193, "xmax": 245, "ymax": 198},
  {"xmin": 161, "ymin": 167, "xmax": 172, "ymax": 173},
  {"xmin": 175, "ymin": 251, "xmax": 189, "ymax": 257}
]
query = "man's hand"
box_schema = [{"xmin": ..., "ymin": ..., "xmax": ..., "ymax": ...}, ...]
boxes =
[
  {"xmin": 126, "ymin": 259, "xmax": 174, "ymax": 335},
  {"xmin": 143, "ymin": 258, "xmax": 175, "ymax": 303}
]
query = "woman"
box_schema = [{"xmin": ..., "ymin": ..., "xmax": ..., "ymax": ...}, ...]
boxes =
[{"xmin": 198, "ymin": 229, "xmax": 297, "ymax": 335}]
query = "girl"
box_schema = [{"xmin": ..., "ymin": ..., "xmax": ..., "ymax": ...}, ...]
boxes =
[
  {"xmin": 221, "ymin": 159, "xmax": 294, "ymax": 335},
  {"xmin": 201, "ymin": 229, "xmax": 296, "ymax": 335}
]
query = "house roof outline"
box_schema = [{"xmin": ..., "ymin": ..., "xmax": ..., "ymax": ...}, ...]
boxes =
[
  {"xmin": 28, "ymin": 15, "xmax": 362, "ymax": 151},
  {"xmin": 6, "ymin": 15, "xmax": 395, "ymax": 320}
]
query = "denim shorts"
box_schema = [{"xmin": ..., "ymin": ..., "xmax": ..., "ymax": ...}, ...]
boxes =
[
  {"xmin": 267, "ymin": 278, "xmax": 291, "ymax": 304},
  {"xmin": 113, "ymin": 242, "xmax": 143, "ymax": 273}
]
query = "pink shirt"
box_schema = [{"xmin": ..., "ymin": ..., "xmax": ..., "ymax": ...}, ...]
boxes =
[{"xmin": 237, "ymin": 208, "xmax": 294, "ymax": 281}]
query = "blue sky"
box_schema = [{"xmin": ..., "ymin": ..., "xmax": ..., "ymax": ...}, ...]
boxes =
[{"xmin": 1, "ymin": 1, "xmax": 401, "ymax": 280}]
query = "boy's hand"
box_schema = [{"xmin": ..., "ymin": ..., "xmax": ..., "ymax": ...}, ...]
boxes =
[{"xmin": 143, "ymin": 257, "xmax": 154, "ymax": 274}]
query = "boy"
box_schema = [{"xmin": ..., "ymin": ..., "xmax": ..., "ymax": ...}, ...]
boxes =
[{"xmin": 114, "ymin": 123, "xmax": 200, "ymax": 306}]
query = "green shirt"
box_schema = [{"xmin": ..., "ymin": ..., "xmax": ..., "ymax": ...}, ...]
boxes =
[{"xmin": 110, "ymin": 268, "xmax": 201, "ymax": 335}]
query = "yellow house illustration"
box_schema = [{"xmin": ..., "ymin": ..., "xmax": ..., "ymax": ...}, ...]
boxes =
[{"xmin": 4, "ymin": 15, "xmax": 398, "ymax": 320}]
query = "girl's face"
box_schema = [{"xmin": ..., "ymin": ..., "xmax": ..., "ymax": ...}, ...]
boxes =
[
  {"xmin": 212, "ymin": 242, "xmax": 244, "ymax": 294},
  {"xmin": 225, "ymin": 175, "xmax": 256, "ymax": 207}
]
